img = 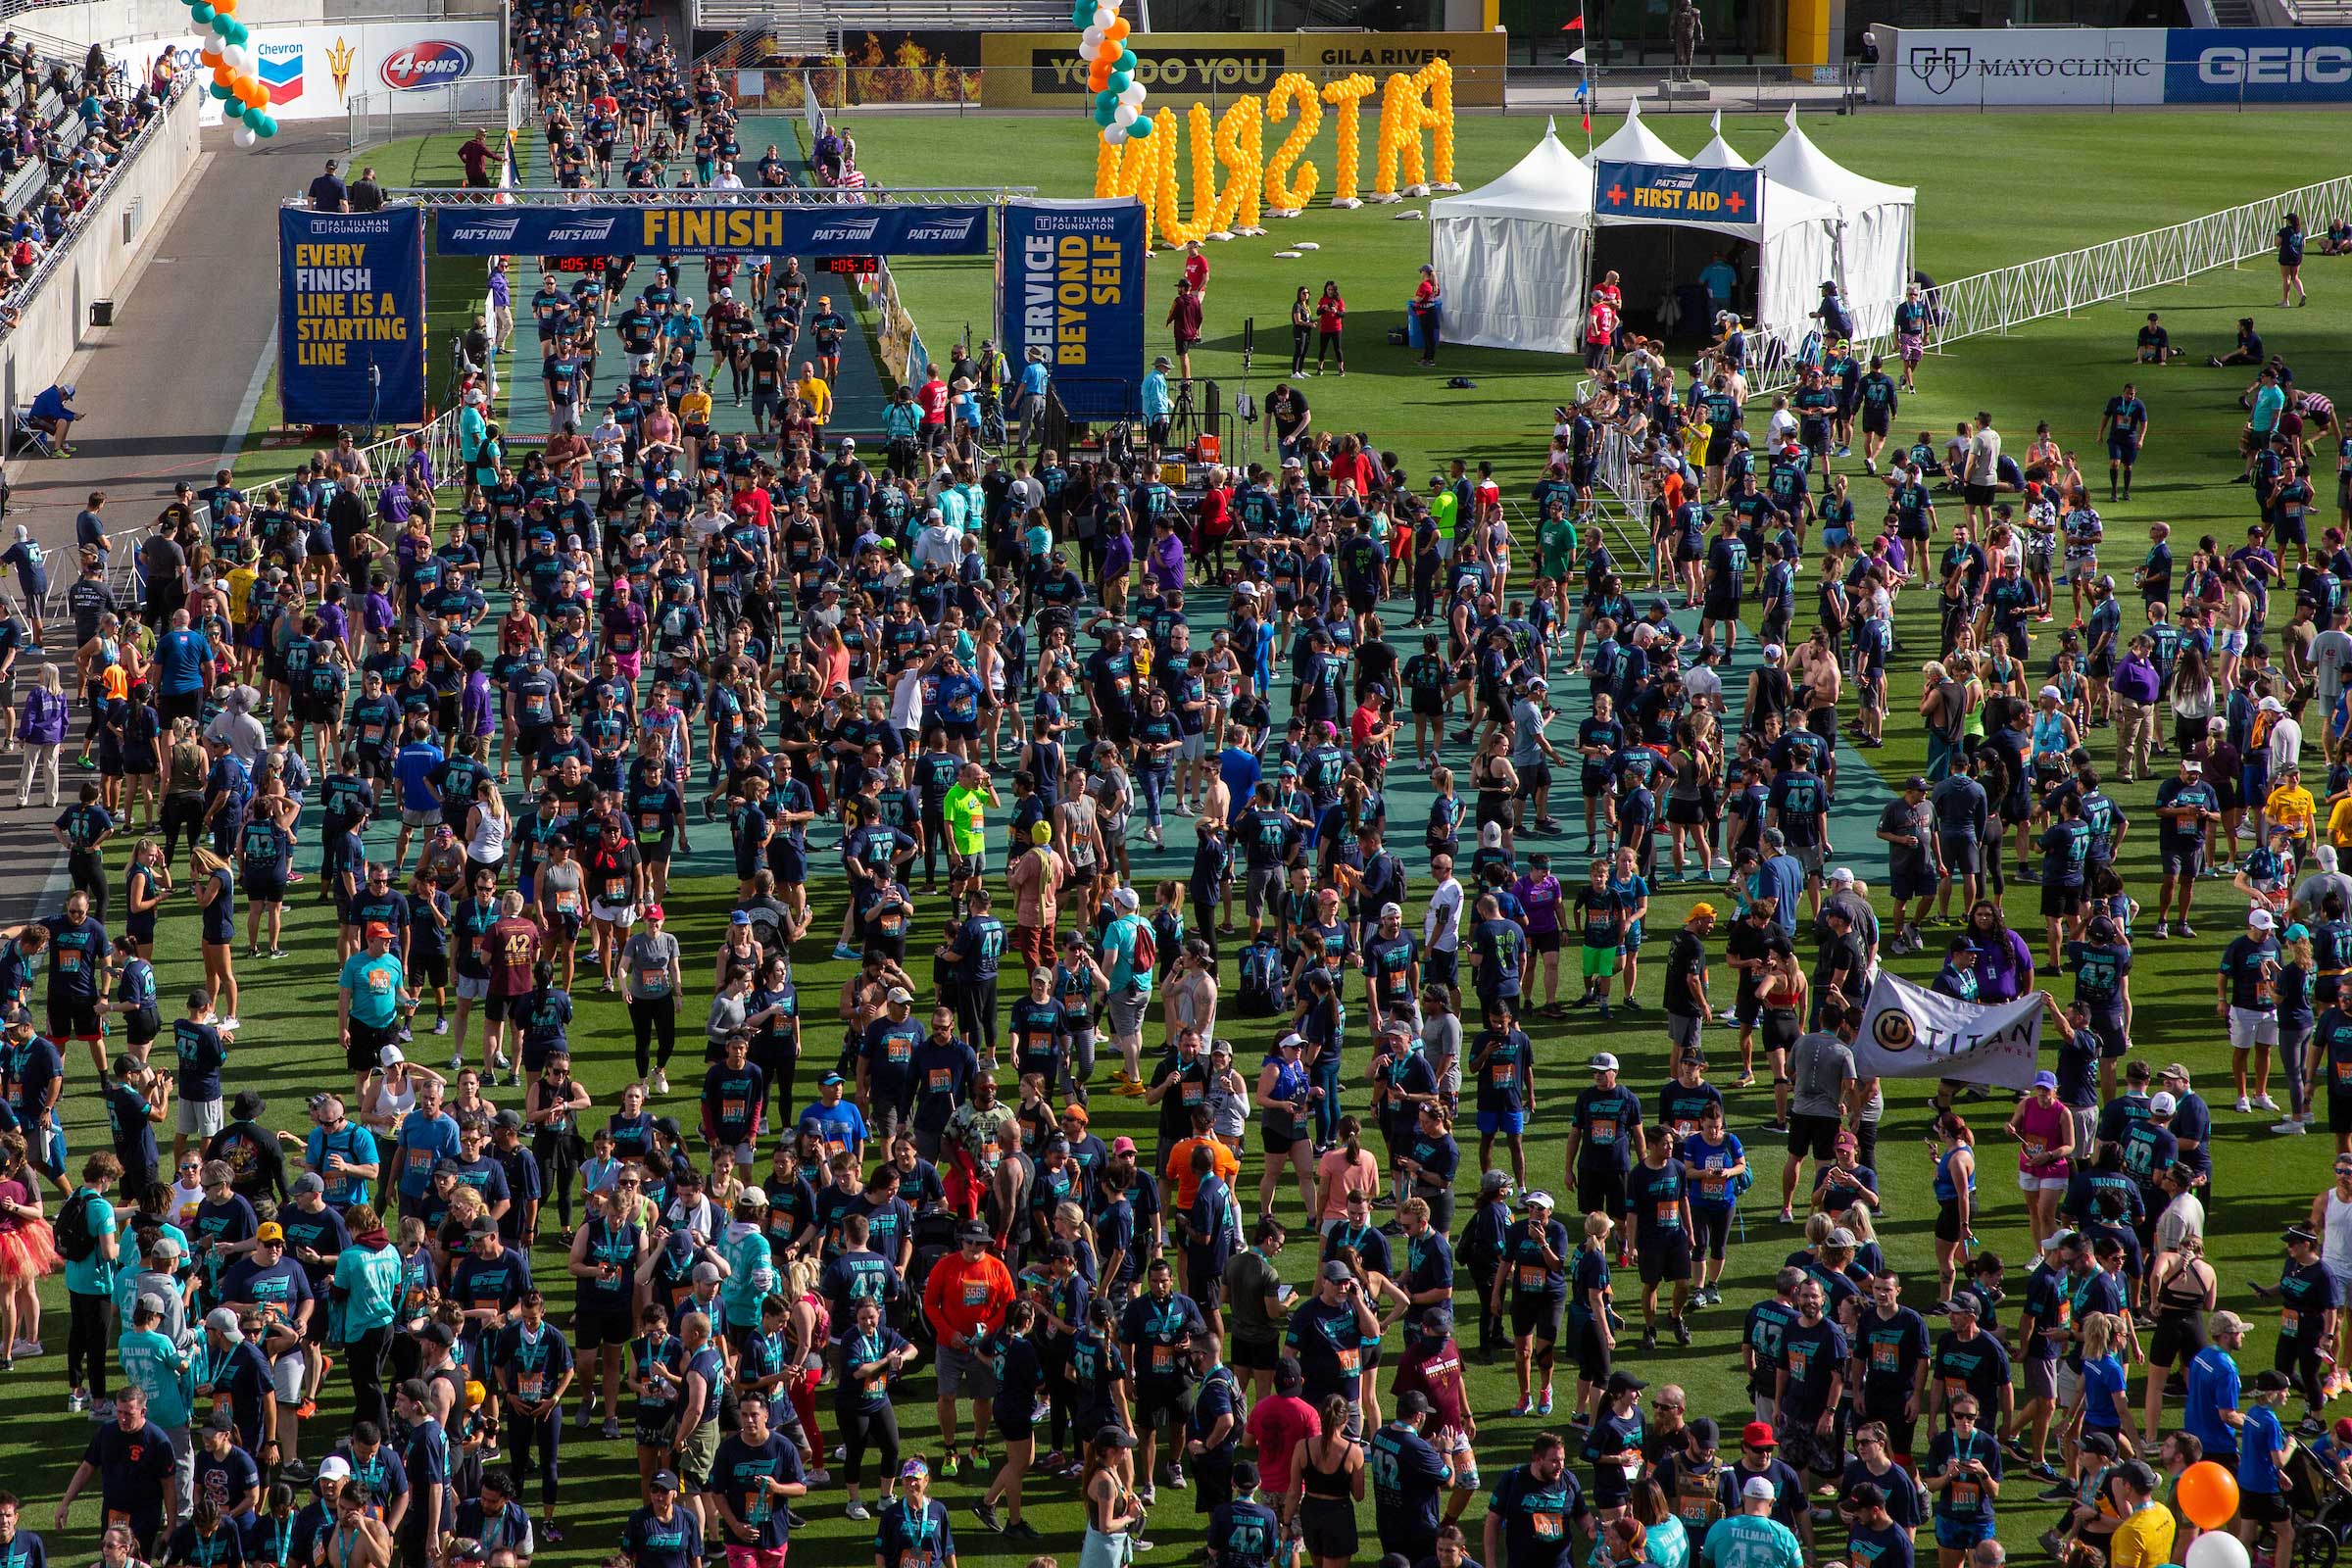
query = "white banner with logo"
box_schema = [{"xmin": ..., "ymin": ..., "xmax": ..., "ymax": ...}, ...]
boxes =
[
  {"xmin": 1854, "ymin": 970, "xmax": 2045, "ymax": 1091},
  {"xmin": 1886, "ymin": 27, "xmax": 2166, "ymax": 107},
  {"xmin": 137, "ymin": 21, "xmax": 501, "ymax": 124}
]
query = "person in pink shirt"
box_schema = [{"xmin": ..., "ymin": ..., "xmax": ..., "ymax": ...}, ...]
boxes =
[
  {"xmin": 2007, "ymin": 1069, "xmax": 2076, "ymax": 1250},
  {"xmin": 1245, "ymin": 1355, "xmax": 1320, "ymax": 1497}
]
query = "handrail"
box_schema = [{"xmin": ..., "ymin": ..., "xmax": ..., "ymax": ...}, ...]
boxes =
[{"xmin": 376, "ymin": 182, "xmax": 1033, "ymax": 205}]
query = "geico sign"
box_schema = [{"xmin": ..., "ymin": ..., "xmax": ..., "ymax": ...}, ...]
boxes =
[{"xmin": 2199, "ymin": 44, "xmax": 2352, "ymax": 83}]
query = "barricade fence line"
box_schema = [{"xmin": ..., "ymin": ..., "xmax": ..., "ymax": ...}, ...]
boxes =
[{"xmin": 1578, "ymin": 169, "xmax": 2352, "ymax": 530}]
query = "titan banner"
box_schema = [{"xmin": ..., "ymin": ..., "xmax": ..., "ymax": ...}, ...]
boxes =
[
  {"xmin": 431, "ymin": 204, "xmax": 995, "ymax": 259},
  {"xmin": 976, "ymin": 30, "xmax": 1504, "ymax": 109},
  {"xmin": 997, "ymin": 198, "xmax": 1146, "ymax": 421},
  {"xmin": 279, "ymin": 205, "xmax": 426, "ymax": 427}
]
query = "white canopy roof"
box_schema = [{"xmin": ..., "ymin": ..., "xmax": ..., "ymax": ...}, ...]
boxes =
[
  {"xmin": 1690, "ymin": 112, "xmax": 1750, "ymax": 170},
  {"xmin": 1755, "ymin": 106, "xmax": 1914, "ymax": 212},
  {"xmin": 1428, "ymin": 117, "xmax": 1593, "ymax": 223},
  {"xmin": 1583, "ymin": 99, "xmax": 1684, "ymax": 169}
]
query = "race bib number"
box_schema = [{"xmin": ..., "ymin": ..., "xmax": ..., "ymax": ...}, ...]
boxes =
[
  {"xmin": 961, "ymin": 1280, "xmax": 989, "ymax": 1307},
  {"xmin": 1152, "ymin": 1344, "xmax": 1176, "ymax": 1373},
  {"xmin": 1490, "ymin": 1061, "xmax": 1514, "ymax": 1084},
  {"xmin": 1516, "ymin": 1265, "xmax": 1547, "ymax": 1290},
  {"xmin": 1655, "ymin": 1200, "xmax": 1680, "ymax": 1226},
  {"xmin": 1872, "ymin": 1342, "xmax": 1899, "ymax": 1371},
  {"xmin": 1531, "ymin": 1512, "xmax": 1565, "ymax": 1542}
]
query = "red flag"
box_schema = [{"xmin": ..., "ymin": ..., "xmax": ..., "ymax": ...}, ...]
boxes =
[
  {"xmin": 1581, "ymin": 109, "xmax": 1592, "ymax": 132},
  {"xmin": 1561, "ymin": 13, "xmax": 1585, "ymax": 27}
]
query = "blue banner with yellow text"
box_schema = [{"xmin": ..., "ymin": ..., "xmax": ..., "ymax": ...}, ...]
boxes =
[
  {"xmin": 996, "ymin": 197, "xmax": 1147, "ymax": 422},
  {"xmin": 1592, "ymin": 161, "xmax": 1764, "ymax": 228},
  {"xmin": 431, "ymin": 204, "xmax": 995, "ymax": 258},
  {"xmin": 279, "ymin": 206, "xmax": 426, "ymax": 427}
]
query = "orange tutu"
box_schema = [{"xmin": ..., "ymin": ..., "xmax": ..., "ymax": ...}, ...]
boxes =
[{"xmin": 0, "ymin": 1218, "xmax": 60, "ymax": 1282}]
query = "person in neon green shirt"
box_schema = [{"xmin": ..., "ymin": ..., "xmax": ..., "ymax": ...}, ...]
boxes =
[{"xmin": 941, "ymin": 763, "xmax": 1000, "ymax": 894}]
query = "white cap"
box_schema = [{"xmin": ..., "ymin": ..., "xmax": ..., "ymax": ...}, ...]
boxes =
[
  {"xmin": 1524, "ymin": 1190, "xmax": 1555, "ymax": 1209},
  {"xmin": 1592, "ymin": 1053, "xmax": 1620, "ymax": 1071},
  {"xmin": 2322, "ymin": 846, "xmax": 2341, "ymax": 872},
  {"xmin": 204, "ymin": 1306, "xmax": 242, "ymax": 1341},
  {"xmin": 1828, "ymin": 867, "xmax": 1854, "ymax": 885},
  {"xmin": 1277, "ymin": 1032, "xmax": 1305, "ymax": 1051},
  {"xmin": 2250, "ymin": 908, "xmax": 2277, "ymax": 930},
  {"xmin": 2261, "ymin": 696, "xmax": 2286, "ymax": 713},
  {"xmin": 1742, "ymin": 1477, "xmax": 1778, "ymax": 1502},
  {"xmin": 317, "ymin": 1456, "xmax": 353, "ymax": 1482},
  {"xmin": 2150, "ymin": 1091, "xmax": 2179, "ymax": 1114},
  {"xmin": 379, "ymin": 1044, "xmax": 405, "ymax": 1067},
  {"xmin": 1379, "ymin": 902, "xmax": 1402, "ymax": 919},
  {"xmin": 739, "ymin": 1185, "xmax": 767, "ymax": 1207},
  {"xmin": 1762, "ymin": 644, "xmax": 1784, "ymax": 662},
  {"xmin": 2038, "ymin": 684, "xmax": 2062, "ymax": 701},
  {"xmin": 1112, "ymin": 887, "xmax": 1140, "ymax": 912}
]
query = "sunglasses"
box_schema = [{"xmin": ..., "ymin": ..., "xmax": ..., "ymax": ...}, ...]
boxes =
[{"xmin": 1653, "ymin": 1400, "xmax": 1685, "ymax": 1411}]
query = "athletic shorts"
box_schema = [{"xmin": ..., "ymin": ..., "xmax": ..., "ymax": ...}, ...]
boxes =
[
  {"xmin": 177, "ymin": 1097, "xmax": 224, "ymax": 1138},
  {"xmin": 1787, "ymin": 1113, "xmax": 1841, "ymax": 1161},
  {"xmin": 1478, "ymin": 1109, "xmax": 1525, "ymax": 1137},
  {"xmin": 1511, "ymin": 1293, "xmax": 1564, "ymax": 1343},
  {"xmin": 2230, "ymin": 1005, "xmax": 2280, "ymax": 1050}
]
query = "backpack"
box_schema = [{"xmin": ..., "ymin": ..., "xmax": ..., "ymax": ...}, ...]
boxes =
[
  {"xmin": 1236, "ymin": 943, "xmax": 1287, "ymax": 1017},
  {"xmin": 1129, "ymin": 918, "xmax": 1156, "ymax": 977},
  {"xmin": 55, "ymin": 1187, "xmax": 98, "ymax": 1263}
]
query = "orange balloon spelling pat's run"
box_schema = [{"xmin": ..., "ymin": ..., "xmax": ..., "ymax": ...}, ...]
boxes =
[{"xmin": 2175, "ymin": 1459, "xmax": 2239, "ymax": 1530}]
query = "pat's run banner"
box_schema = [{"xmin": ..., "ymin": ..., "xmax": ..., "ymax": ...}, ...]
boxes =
[
  {"xmin": 431, "ymin": 204, "xmax": 994, "ymax": 259},
  {"xmin": 278, "ymin": 205, "xmax": 426, "ymax": 427},
  {"xmin": 996, "ymin": 197, "xmax": 1147, "ymax": 421},
  {"xmin": 1592, "ymin": 161, "xmax": 1765, "ymax": 226},
  {"xmin": 1854, "ymin": 970, "xmax": 2045, "ymax": 1090}
]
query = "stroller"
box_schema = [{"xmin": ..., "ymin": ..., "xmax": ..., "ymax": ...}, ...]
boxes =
[{"xmin": 2282, "ymin": 1441, "xmax": 2352, "ymax": 1568}]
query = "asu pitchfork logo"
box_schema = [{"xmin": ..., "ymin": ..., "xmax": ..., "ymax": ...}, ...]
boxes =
[{"xmin": 1906, "ymin": 45, "xmax": 1971, "ymax": 95}]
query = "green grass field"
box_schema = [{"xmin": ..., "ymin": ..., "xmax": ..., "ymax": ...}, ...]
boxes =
[
  {"xmin": 18, "ymin": 107, "xmax": 2352, "ymax": 1568},
  {"xmin": 841, "ymin": 109, "xmax": 2352, "ymax": 487}
]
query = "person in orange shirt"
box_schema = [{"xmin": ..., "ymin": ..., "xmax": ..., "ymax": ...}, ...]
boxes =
[
  {"xmin": 1166, "ymin": 1104, "xmax": 1240, "ymax": 1210},
  {"xmin": 922, "ymin": 1218, "xmax": 1016, "ymax": 1479}
]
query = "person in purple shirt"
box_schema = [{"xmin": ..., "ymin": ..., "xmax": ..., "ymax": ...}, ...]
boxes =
[
  {"xmin": 1148, "ymin": 517, "xmax": 1186, "ymax": 594},
  {"xmin": 460, "ymin": 654, "xmax": 495, "ymax": 745},
  {"xmin": 1514, "ymin": 857, "xmax": 1565, "ymax": 1013},
  {"xmin": 1099, "ymin": 518, "xmax": 1134, "ymax": 601},
  {"xmin": 1963, "ymin": 896, "xmax": 2035, "ymax": 1002}
]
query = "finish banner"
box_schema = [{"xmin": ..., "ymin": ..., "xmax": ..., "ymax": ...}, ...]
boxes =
[
  {"xmin": 278, "ymin": 206, "xmax": 426, "ymax": 428},
  {"xmin": 997, "ymin": 198, "xmax": 1146, "ymax": 421},
  {"xmin": 1854, "ymin": 970, "xmax": 2045, "ymax": 1091},
  {"xmin": 431, "ymin": 204, "xmax": 994, "ymax": 259},
  {"xmin": 1592, "ymin": 161, "xmax": 1764, "ymax": 226}
]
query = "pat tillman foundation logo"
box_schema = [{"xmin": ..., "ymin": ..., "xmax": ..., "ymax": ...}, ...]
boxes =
[{"xmin": 327, "ymin": 35, "xmax": 355, "ymax": 101}]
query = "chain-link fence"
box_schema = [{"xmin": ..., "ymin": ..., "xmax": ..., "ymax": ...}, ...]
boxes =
[{"xmin": 349, "ymin": 74, "xmax": 535, "ymax": 153}]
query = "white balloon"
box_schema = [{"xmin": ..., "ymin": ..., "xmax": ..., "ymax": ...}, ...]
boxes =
[
  {"xmin": 222, "ymin": 43, "xmax": 249, "ymax": 71},
  {"xmin": 1103, "ymin": 123, "xmax": 1128, "ymax": 144},
  {"xmin": 232, "ymin": 124, "xmax": 256, "ymax": 147},
  {"xmin": 2185, "ymin": 1537, "xmax": 2250, "ymax": 1568},
  {"xmin": 1112, "ymin": 103, "xmax": 1137, "ymax": 126},
  {"xmin": 1092, "ymin": 6, "xmax": 1115, "ymax": 25},
  {"xmin": 1119, "ymin": 82, "xmax": 1147, "ymax": 106},
  {"xmin": 1081, "ymin": 26, "xmax": 1104, "ymax": 49}
]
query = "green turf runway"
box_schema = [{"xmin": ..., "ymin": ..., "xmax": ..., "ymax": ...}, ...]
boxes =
[{"xmin": 497, "ymin": 115, "xmax": 897, "ymax": 446}]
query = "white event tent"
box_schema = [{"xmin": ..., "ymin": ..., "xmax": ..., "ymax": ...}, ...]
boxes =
[{"xmin": 1429, "ymin": 103, "xmax": 1914, "ymax": 362}]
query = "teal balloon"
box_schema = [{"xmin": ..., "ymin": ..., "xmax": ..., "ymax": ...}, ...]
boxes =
[
  {"xmin": 1108, "ymin": 71, "xmax": 1131, "ymax": 92},
  {"xmin": 189, "ymin": 3, "xmax": 214, "ymax": 19},
  {"xmin": 1071, "ymin": 3, "xmax": 1093, "ymax": 23},
  {"xmin": 1094, "ymin": 104, "xmax": 1116, "ymax": 127},
  {"xmin": 1129, "ymin": 113, "xmax": 1152, "ymax": 138},
  {"xmin": 208, "ymin": 81, "xmax": 232, "ymax": 100},
  {"xmin": 1117, "ymin": 46, "xmax": 1136, "ymax": 70},
  {"xmin": 243, "ymin": 104, "xmax": 266, "ymax": 125},
  {"xmin": 256, "ymin": 115, "xmax": 275, "ymax": 137},
  {"xmin": 1094, "ymin": 88, "xmax": 1118, "ymax": 112}
]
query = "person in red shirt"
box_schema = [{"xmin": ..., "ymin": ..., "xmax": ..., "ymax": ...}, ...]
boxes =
[
  {"xmin": 1182, "ymin": 239, "xmax": 1209, "ymax": 300},
  {"xmin": 1245, "ymin": 1355, "xmax": 1320, "ymax": 1496},
  {"xmin": 1313, "ymin": 281, "xmax": 1346, "ymax": 374},
  {"xmin": 1166, "ymin": 278, "xmax": 1204, "ymax": 382},
  {"xmin": 915, "ymin": 366, "xmax": 951, "ymax": 447},
  {"xmin": 1411, "ymin": 265, "xmax": 1443, "ymax": 368},
  {"xmin": 923, "ymin": 1219, "xmax": 1016, "ymax": 1478},
  {"xmin": 483, "ymin": 890, "xmax": 542, "ymax": 1076},
  {"xmin": 1392, "ymin": 1307, "xmax": 1483, "ymax": 1528}
]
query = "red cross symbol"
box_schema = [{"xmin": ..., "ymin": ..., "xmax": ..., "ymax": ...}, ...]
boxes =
[
  {"xmin": 1724, "ymin": 190, "xmax": 1746, "ymax": 214},
  {"xmin": 1605, "ymin": 182, "xmax": 1627, "ymax": 205}
]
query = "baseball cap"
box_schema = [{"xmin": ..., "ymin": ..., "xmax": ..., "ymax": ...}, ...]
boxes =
[
  {"xmin": 1319, "ymin": 1261, "xmax": 1354, "ymax": 1284},
  {"xmin": 2211, "ymin": 1310, "xmax": 2249, "ymax": 1335},
  {"xmin": 1524, "ymin": 1190, "xmax": 1555, "ymax": 1210},
  {"xmin": 1742, "ymin": 1421, "xmax": 1778, "ymax": 1448},
  {"xmin": 1742, "ymin": 1476, "xmax": 1778, "ymax": 1502},
  {"xmin": 364, "ymin": 921, "xmax": 393, "ymax": 941},
  {"xmin": 651, "ymin": 1470, "xmax": 680, "ymax": 1492},
  {"xmin": 885, "ymin": 986, "xmax": 913, "ymax": 1004},
  {"xmin": 316, "ymin": 1456, "xmax": 353, "ymax": 1482},
  {"xmin": 1111, "ymin": 1136, "xmax": 1137, "ymax": 1153},
  {"xmin": 291, "ymin": 1172, "xmax": 324, "ymax": 1197},
  {"xmin": 1592, "ymin": 1053, "xmax": 1620, "ymax": 1072},
  {"xmin": 256, "ymin": 1222, "xmax": 285, "ymax": 1243},
  {"xmin": 901, "ymin": 1458, "xmax": 930, "ymax": 1479},
  {"xmin": 379, "ymin": 1044, "xmax": 405, "ymax": 1068},
  {"xmin": 2150, "ymin": 1091, "xmax": 2178, "ymax": 1114},
  {"xmin": 2031, "ymin": 1070, "xmax": 2058, "ymax": 1090},
  {"xmin": 2250, "ymin": 908, "xmax": 2278, "ymax": 930}
]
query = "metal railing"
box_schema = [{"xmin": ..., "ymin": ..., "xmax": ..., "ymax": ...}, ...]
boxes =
[
  {"xmin": 389, "ymin": 181, "xmax": 1032, "ymax": 204},
  {"xmin": 0, "ymin": 69, "xmax": 189, "ymax": 342},
  {"xmin": 348, "ymin": 74, "xmax": 534, "ymax": 153}
]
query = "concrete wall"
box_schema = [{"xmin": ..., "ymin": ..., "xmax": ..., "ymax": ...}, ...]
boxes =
[{"xmin": 0, "ymin": 82, "xmax": 200, "ymax": 422}]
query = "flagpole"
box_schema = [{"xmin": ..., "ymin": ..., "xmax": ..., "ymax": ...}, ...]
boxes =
[{"xmin": 1571, "ymin": 2, "xmax": 1591, "ymax": 151}]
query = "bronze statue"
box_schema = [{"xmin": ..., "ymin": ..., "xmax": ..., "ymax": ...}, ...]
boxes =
[{"xmin": 1671, "ymin": 0, "xmax": 1704, "ymax": 80}]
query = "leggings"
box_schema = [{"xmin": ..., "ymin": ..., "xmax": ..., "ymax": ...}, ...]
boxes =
[
  {"xmin": 2284, "ymin": 1019, "xmax": 2315, "ymax": 1119},
  {"xmin": 506, "ymin": 1405, "xmax": 562, "ymax": 1508},
  {"xmin": 1291, "ymin": 323, "xmax": 1311, "ymax": 375},
  {"xmin": 1317, "ymin": 328, "xmax": 1344, "ymax": 368},
  {"xmin": 346, "ymin": 1322, "xmax": 393, "ymax": 1434},
  {"xmin": 161, "ymin": 793, "xmax": 206, "ymax": 861},
  {"xmin": 533, "ymin": 1129, "xmax": 582, "ymax": 1231},
  {"xmin": 1311, "ymin": 1062, "xmax": 1342, "ymax": 1146},
  {"xmin": 68, "ymin": 1288, "xmax": 110, "ymax": 1395},
  {"xmin": 1192, "ymin": 899, "xmax": 1221, "ymax": 966},
  {"xmin": 1061, "ymin": 1029, "xmax": 1098, "ymax": 1105},
  {"xmin": 839, "ymin": 1401, "xmax": 900, "ymax": 1490},
  {"xmin": 629, "ymin": 996, "xmax": 678, "ymax": 1079},
  {"xmin": 789, "ymin": 1365, "xmax": 823, "ymax": 1453}
]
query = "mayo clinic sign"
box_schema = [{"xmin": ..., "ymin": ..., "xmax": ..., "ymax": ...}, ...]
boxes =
[{"xmin": 1880, "ymin": 26, "xmax": 2352, "ymax": 106}]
